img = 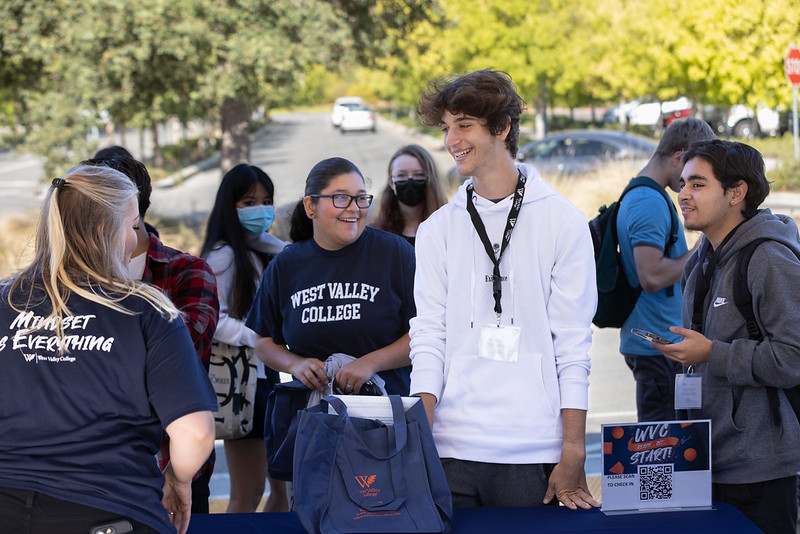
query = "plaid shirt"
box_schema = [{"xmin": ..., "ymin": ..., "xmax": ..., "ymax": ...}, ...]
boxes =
[
  {"xmin": 142, "ymin": 233, "xmax": 219, "ymax": 367},
  {"xmin": 143, "ymin": 233, "xmax": 219, "ymax": 478}
]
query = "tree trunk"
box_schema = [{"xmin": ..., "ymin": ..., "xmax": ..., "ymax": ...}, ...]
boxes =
[
  {"xmin": 151, "ymin": 120, "xmax": 163, "ymax": 168},
  {"xmin": 619, "ymin": 96, "xmax": 628, "ymax": 132},
  {"xmin": 182, "ymin": 121, "xmax": 190, "ymax": 165},
  {"xmin": 535, "ymin": 78, "xmax": 548, "ymax": 139},
  {"xmin": 221, "ymin": 97, "xmax": 250, "ymax": 174},
  {"xmin": 105, "ymin": 121, "xmax": 115, "ymax": 144}
]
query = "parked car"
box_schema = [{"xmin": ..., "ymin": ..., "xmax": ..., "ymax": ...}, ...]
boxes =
[
  {"xmin": 331, "ymin": 96, "xmax": 364, "ymax": 127},
  {"xmin": 628, "ymin": 97, "xmax": 692, "ymax": 127},
  {"xmin": 604, "ymin": 97, "xmax": 692, "ymax": 128},
  {"xmin": 516, "ymin": 130, "xmax": 656, "ymax": 175},
  {"xmin": 726, "ymin": 104, "xmax": 780, "ymax": 138},
  {"xmin": 602, "ymin": 99, "xmax": 643, "ymax": 124},
  {"xmin": 339, "ymin": 104, "xmax": 376, "ymax": 133},
  {"xmin": 700, "ymin": 103, "xmax": 787, "ymax": 138}
]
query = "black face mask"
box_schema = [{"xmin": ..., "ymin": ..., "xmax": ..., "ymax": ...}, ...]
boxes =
[{"xmin": 394, "ymin": 179, "xmax": 427, "ymax": 207}]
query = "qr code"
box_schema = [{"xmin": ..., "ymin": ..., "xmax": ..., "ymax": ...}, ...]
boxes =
[{"xmin": 639, "ymin": 464, "xmax": 673, "ymax": 500}]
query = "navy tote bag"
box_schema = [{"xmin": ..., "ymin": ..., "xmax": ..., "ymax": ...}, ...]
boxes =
[
  {"xmin": 293, "ymin": 395, "xmax": 453, "ymax": 534},
  {"xmin": 265, "ymin": 379, "xmax": 311, "ymax": 481}
]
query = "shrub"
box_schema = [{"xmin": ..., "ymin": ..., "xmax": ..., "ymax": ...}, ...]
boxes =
[{"xmin": 768, "ymin": 159, "xmax": 800, "ymax": 191}]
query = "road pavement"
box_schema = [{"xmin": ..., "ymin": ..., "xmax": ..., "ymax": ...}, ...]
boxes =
[
  {"xmin": 0, "ymin": 151, "xmax": 45, "ymax": 215},
  {"xmin": 147, "ymin": 112, "xmax": 455, "ymax": 230}
]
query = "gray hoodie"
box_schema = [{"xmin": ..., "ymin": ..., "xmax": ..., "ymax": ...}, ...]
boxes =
[{"xmin": 682, "ymin": 209, "xmax": 800, "ymax": 484}]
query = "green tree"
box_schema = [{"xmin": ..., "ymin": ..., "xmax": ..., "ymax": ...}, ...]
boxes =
[
  {"xmin": 1, "ymin": 0, "xmax": 440, "ymax": 175},
  {"xmin": 0, "ymin": 1, "xmax": 100, "ymax": 174}
]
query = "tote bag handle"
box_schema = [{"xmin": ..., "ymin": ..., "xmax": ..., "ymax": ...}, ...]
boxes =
[{"xmin": 324, "ymin": 395, "xmax": 408, "ymax": 458}]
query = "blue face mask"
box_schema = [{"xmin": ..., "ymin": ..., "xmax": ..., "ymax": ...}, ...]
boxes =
[{"xmin": 237, "ymin": 205, "xmax": 275, "ymax": 236}]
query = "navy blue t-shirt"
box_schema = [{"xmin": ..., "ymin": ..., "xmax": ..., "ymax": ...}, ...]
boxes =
[
  {"xmin": 246, "ymin": 227, "xmax": 415, "ymax": 395},
  {"xmin": 0, "ymin": 285, "xmax": 217, "ymax": 534}
]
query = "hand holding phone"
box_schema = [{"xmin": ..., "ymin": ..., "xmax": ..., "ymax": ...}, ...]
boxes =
[{"xmin": 630, "ymin": 328, "xmax": 673, "ymax": 344}]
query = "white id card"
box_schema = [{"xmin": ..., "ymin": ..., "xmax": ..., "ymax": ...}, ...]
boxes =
[
  {"xmin": 675, "ymin": 373, "xmax": 703, "ymax": 410},
  {"xmin": 478, "ymin": 325, "xmax": 521, "ymax": 362}
]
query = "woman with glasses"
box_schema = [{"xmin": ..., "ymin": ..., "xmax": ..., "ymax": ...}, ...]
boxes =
[
  {"xmin": 200, "ymin": 164, "xmax": 289, "ymax": 514},
  {"xmin": 374, "ymin": 144, "xmax": 447, "ymax": 246},
  {"xmin": 0, "ymin": 165, "xmax": 216, "ymax": 534},
  {"xmin": 246, "ymin": 157, "xmax": 415, "ymax": 396}
]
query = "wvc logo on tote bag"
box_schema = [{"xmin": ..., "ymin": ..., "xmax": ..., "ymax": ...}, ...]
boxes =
[{"xmin": 355, "ymin": 475, "xmax": 380, "ymax": 497}]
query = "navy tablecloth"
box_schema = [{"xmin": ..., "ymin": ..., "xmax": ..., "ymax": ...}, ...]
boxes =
[{"xmin": 186, "ymin": 502, "xmax": 760, "ymax": 533}]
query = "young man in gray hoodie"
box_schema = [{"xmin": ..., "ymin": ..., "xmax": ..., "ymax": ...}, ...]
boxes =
[{"xmin": 655, "ymin": 139, "xmax": 800, "ymax": 533}]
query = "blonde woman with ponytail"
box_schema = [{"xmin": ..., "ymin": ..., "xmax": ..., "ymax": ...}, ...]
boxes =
[{"xmin": 0, "ymin": 165, "xmax": 216, "ymax": 534}]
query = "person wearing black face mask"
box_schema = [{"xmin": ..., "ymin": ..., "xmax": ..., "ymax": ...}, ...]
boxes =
[{"xmin": 374, "ymin": 144, "xmax": 447, "ymax": 246}]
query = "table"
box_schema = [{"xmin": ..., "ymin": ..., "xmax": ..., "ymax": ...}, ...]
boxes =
[{"xmin": 186, "ymin": 502, "xmax": 760, "ymax": 533}]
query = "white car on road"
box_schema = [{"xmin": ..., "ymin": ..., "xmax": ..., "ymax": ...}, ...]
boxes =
[
  {"xmin": 340, "ymin": 104, "xmax": 376, "ymax": 133},
  {"xmin": 331, "ymin": 96, "xmax": 365, "ymax": 127}
]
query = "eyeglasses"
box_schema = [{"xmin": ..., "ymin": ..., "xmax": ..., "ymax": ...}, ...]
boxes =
[
  {"xmin": 308, "ymin": 194, "xmax": 373, "ymax": 209},
  {"xmin": 391, "ymin": 172, "xmax": 427, "ymax": 183}
]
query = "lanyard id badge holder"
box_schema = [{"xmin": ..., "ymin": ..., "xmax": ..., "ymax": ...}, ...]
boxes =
[
  {"xmin": 478, "ymin": 319, "xmax": 522, "ymax": 362},
  {"xmin": 675, "ymin": 365, "xmax": 702, "ymax": 410},
  {"xmin": 466, "ymin": 173, "xmax": 525, "ymax": 363}
]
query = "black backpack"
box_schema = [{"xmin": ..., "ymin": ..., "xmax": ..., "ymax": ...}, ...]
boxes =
[
  {"xmin": 732, "ymin": 238, "xmax": 800, "ymax": 426},
  {"xmin": 589, "ymin": 176, "xmax": 679, "ymax": 328}
]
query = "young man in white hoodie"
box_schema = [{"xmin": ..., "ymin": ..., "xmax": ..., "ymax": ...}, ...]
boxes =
[{"xmin": 410, "ymin": 68, "xmax": 599, "ymax": 509}]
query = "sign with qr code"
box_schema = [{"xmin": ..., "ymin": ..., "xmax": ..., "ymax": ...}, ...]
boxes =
[{"xmin": 600, "ymin": 419, "xmax": 712, "ymax": 514}]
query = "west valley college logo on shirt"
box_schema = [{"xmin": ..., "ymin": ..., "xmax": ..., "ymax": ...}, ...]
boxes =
[{"xmin": 290, "ymin": 282, "xmax": 381, "ymax": 324}]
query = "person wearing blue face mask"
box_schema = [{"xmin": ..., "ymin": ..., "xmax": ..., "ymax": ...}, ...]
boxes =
[
  {"xmin": 238, "ymin": 204, "xmax": 276, "ymax": 237},
  {"xmin": 374, "ymin": 144, "xmax": 448, "ymax": 246},
  {"xmin": 200, "ymin": 164, "xmax": 289, "ymax": 514}
]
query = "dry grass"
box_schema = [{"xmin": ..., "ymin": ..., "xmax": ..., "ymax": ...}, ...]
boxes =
[
  {"xmin": 0, "ymin": 215, "xmax": 206, "ymax": 280},
  {"xmin": 0, "ymin": 216, "xmax": 37, "ymax": 279},
  {"xmin": 542, "ymin": 161, "xmax": 639, "ymax": 220}
]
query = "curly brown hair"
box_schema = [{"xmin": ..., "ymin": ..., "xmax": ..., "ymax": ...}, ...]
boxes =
[{"xmin": 417, "ymin": 68, "xmax": 525, "ymax": 158}]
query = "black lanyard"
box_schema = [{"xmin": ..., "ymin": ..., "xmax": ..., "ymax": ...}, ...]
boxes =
[
  {"xmin": 465, "ymin": 171, "xmax": 526, "ymax": 316},
  {"xmin": 690, "ymin": 243, "xmax": 718, "ymax": 332}
]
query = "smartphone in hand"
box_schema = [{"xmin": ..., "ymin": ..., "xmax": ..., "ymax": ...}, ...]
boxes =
[{"xmin": 630, "ymin": 328, "xmax": 673, "ymax": 344}]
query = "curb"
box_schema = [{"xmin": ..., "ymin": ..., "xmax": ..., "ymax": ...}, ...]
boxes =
[
  {"xmin": 153, "ymin": 153, "xmax": 221, "ymax": 189},
  {"xmin": 153, "ymin": 124, "xmax": 274, "ymax": 189}
]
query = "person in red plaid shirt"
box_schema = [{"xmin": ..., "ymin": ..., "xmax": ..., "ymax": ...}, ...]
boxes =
[{"xmin": 85, "ymin": 149, "xmax": 220, "ymax": 515}]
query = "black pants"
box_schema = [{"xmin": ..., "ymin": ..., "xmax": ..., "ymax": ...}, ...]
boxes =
[
  {"xmin": 623, "ymin": 353, "xmax": 682, "ymax": 422},
  {"xmin": 440, "ymin": 458, "xmax": 558, "ymax": 508},
  {"xmin": 0, "ymin": 486, "xmax": 158, "ymax": 534},
  {"xmin": 713, "ymin": 476, "xmax": 797, "ymax": 534}
]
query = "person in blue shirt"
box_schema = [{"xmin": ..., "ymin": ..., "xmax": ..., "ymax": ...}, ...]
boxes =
[
  {"xmin": 247, "ymin": 157, "xmax": 415, "ymax": 396},
  {"xmin": 617, "ymin": 118, "xmax": 715, "ymax": 422},
  {"xmin": 0, "ymin": 164, "xmax": 216, "ymax": 534}
]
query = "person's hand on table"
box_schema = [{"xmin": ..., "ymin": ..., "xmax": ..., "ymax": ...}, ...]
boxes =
[{"xmin": 544, "ymin": 452, "xmax": 600, "ymax": 509}]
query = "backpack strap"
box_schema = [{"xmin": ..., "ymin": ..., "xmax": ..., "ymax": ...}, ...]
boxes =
[
  {"xmin": 733, "ymin": 238, "xmax": 769, "ymax": 341},
  {"xmin": 732, "ymin": 238, "xmax": 786, "ymax": 426},
  {"xmin": 619, "ymin": 176, "xmax": 680, "ymax": 296}
]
